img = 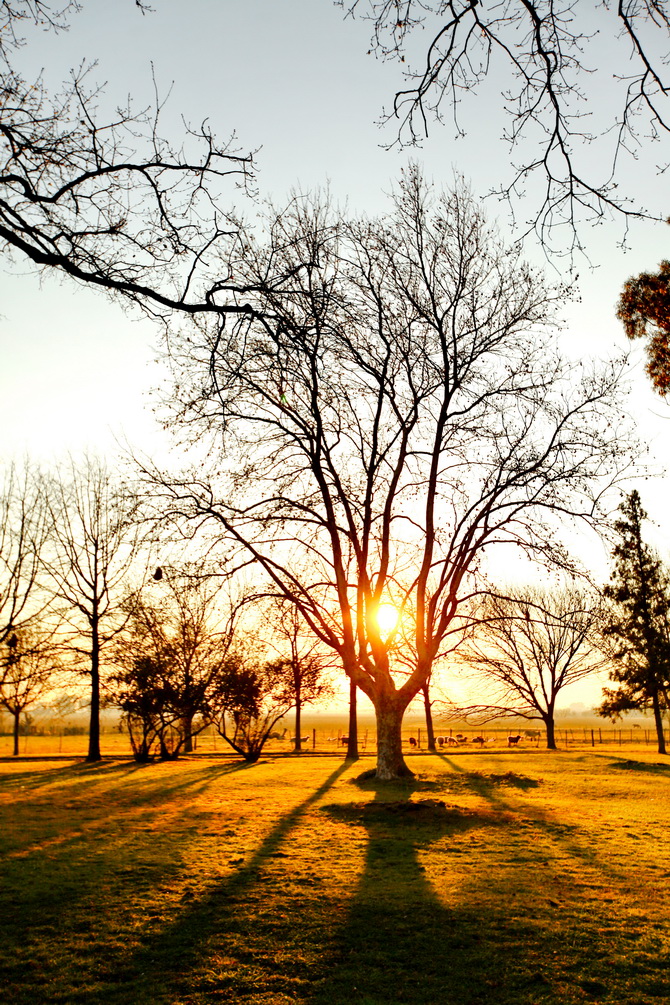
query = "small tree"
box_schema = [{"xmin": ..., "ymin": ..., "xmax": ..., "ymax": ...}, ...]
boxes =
[
  {"xmin": 44, "ymin": 456, "xmax": 145, "ymax": 762},
  {"xmin": 214, "ymin": 659, "xmax": 294, "ymax": 763},
  {"xmin": 0, "ymin": 462, "xmax": 51, "ymax": 644},
  {"xmin": 459, "ymin": 586, "xmax": 606, "ymax": 749},
  {"xmin": 598, "ymin": 491, "xmax": 670, "ymax": 754},
  {"xmin": 109, "ymin": 566, "xmax": 244, "ymax": 760},
  {"xmin": 0, "ymin": 627, "xmax": 61, "ymax": 755},
  {"xmin": 263, "ymin": 600, "xmax": 334, "ymax": 751}
]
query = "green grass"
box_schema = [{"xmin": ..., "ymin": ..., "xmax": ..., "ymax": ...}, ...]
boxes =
[{"xmin": 1, "ymin": 749, "xmax": 669, "ymax": 1004}]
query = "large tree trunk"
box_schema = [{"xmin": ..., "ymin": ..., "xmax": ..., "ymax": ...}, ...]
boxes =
[
  {"xmin": 86, "ymin": 620, "xmax": 102, "ymax": 762},
  {"xmin": 375, "ymin": 695, "xmax": 413, "ymax": 780},
  {"xmin": 346, "ymin": 677, "xmax": 359, "ymax": 761},
  {"xmin": 651, "ymin": 690, "xmax": 667, "ymax": 755},
  {"xmin": 422, "ymin": 681, "xmax": 436, "ymax": 752},
  {"xmin": 13, "ymin": 709, "xmax": 20, "ymax": 756}
]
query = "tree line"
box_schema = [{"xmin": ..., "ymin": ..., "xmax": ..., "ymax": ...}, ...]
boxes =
[{"xmin": 2, "ymin": 451, "xmax": 669, "ymax": 768}]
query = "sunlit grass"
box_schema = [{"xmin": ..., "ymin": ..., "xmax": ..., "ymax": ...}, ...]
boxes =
[{"xmin": 1, "ymin": 751, "xmax": 668, "ymax": 1004}]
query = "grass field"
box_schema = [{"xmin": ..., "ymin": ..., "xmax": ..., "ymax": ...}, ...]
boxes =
[{"xmin": 1, "ymin": 749, "xmax": 669, "ymax": 1004}]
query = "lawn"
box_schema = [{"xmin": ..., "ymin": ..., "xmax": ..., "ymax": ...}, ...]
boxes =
[{"xmin": 1, "ymin": 749, "xmax": 668, "ymax": 1004}]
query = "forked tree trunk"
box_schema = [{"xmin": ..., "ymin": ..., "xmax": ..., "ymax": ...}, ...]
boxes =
[
  {"xmin": 346, "ymin": 677, "xmax": 358, "ymax": 760},
  {"xmin": 375, "ymin": 695, "xmax": 413, "ymax": 780}
]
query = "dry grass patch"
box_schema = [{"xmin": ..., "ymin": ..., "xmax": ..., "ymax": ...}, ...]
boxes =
[{"xmin": 0, "ymin": 750, "xmax": 668, "ymax": 1004}]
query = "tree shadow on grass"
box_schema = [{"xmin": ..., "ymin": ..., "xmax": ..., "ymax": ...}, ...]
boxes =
[
  {"xmin": 607, "ymin": 758, "xmax": 670, "ymax": 774},
  {"xmin": 305, "ymin": 776, "xmax": 547, "ymax": 1005},
  {"xmin": 80, "ymin": 761, "xmax": 352, "ymax": 1004}
]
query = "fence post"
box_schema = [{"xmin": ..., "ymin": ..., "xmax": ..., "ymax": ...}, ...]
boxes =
[
  {"xmin": 591, "ymin": 729, "xmax": 594, "ymax": 747},
  {"xmin": 312, "ymin": 728, "xmax": 316, "ymax": 750},
  {"xmin": 418, "ymin": 727, "xmax": 422, "ymax": 749}
]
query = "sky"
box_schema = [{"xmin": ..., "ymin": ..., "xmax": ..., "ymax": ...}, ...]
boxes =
[{"xmin": 2, "ymin": 1, "xmax": 670, "ymax": 633}]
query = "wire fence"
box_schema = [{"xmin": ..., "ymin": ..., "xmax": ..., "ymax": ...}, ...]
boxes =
[{"xmin": 3, "ymin": 722, "xmax": 668, "ymax": 758}]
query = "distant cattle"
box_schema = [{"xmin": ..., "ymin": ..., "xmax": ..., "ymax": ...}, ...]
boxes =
[
  {"xmin": 471, "ymin": 736, "xmax": 486, "ymax": 747},
  {"xmin": 507, "ymin": 734, "xmax": 522, "ymax": 747},
  {"xmin": 444, "ymin": 736, "xmax": 459, "ymax": 746},
  {"xmin": 524, "ymin": 729, "xmax": 541, "ymax": 741},
  {"xmin": 408, "ymin": 736, "xmax": 418, "ymax": 748}
]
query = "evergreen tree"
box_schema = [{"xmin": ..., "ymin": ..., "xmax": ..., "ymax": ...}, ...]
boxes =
[{"xmin": 598, "ymin": 491, "xmax": 670, "ymax": 754}]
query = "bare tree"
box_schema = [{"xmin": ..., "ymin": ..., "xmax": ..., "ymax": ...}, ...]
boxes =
[
  {"xmin": 338, "ymin": 1, "xmax": 670, "ymax": 252},
  {"xmin": 263, "ymin": 598, "xmax": 335, "ymax": 751},
  {"xmin": 0, "ymin": 625, "xmax": 61, "ymax": 755},
  {"xmin": 146, "ymin": 169, "xmax": 632, "ymax": 779},
  {"xmin": 43, "ymin": 455, "xmax": 145, "ymax": 761},
  {"xmin": 0, "ymin": 462, "xmax": 51, "ymax": 644},
  {"xmin": 457, "ymin": 585, "xmax": 607, "ymax": 748}
]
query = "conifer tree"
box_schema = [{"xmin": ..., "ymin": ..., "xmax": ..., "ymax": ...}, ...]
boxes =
[{"xmin": 599, "ymin": 491, "xmax": 670, "ymax": 754}]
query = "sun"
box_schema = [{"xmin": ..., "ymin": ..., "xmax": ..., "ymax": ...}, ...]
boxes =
[{"xmin": 376, "ymin": 603, "xmax": 399, "ymax": 635}]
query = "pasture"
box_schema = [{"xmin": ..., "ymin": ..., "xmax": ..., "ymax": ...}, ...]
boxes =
[{"xmin": 1, "ymin": 749, "xmax": 668, "ymax": 1004}]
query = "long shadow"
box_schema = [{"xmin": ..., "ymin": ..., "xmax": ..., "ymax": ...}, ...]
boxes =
[
  {"xmin": 304, "ymin": 758, "xmax": 668, "ymax": 1005},
  {"xmin": 304, "ymin": 774, "xmax": 544, "ymax": 1005},
  {"xmin": 79, "ymin": 761, "xmax": 352, "ymax": 1004}
]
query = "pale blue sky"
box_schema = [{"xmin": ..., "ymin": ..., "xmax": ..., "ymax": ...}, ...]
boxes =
[{"xmin": 2, "ymin": 0, "xmax": 670, "ymax": 572}]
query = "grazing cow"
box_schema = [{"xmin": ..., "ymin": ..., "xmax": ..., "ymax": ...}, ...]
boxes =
[
  {"xmin": 444, "ymin": 735, "xmax": 459, "ymax": 746},
  {"xmin": 507, "ymin": 734, "xmax": 522, "ymax": 747},
  {"xmin": 436, "ymin": 736, "xmax": 446, "ymax": 748},
  {"xmin": 408, "ymin": 736, "xmax": 418, "ymax": 748},
  {"xmin": 455, "ymin": 733, "xmax": 468, "ymax": 743},
  {"xmin": 471, "ymin": 736, "xmax": 486, "ymax": 747}
]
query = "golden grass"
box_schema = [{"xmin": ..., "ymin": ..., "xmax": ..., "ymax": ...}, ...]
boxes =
[{"xmin": 1, "ymin": 749, "xmax": 668, "ymax": 1004}]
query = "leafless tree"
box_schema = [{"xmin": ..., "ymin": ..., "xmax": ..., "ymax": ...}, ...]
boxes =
[
  {"xmin": 145, "ymin": 169, "xmax": 633, "ymax": 779},
  {"xmin": 262, "ymin": 598, "xmax": 335, "ymax": 751},
  {"xmin": 0, "ymin": 462, "xmax": 51, "ymax": 644},
  {"xmin": 0, "ymin": 624, "xmax": 62, "ymax": 755},
  {"xmin": 338, "ymin": 1, "xmax": 670, "ymax": 252},
  {"xmin": 457, "ymin": 585, "xmax": 608, "ymax": 748},
  {"xmin": 43, "ymin": 455, "xmax": 145, "ymax": 761}
]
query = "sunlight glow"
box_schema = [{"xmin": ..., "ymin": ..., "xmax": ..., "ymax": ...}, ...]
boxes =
[{"xmin": 376, "ymin": 603, "xmax": 399, "ymax": 635}]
